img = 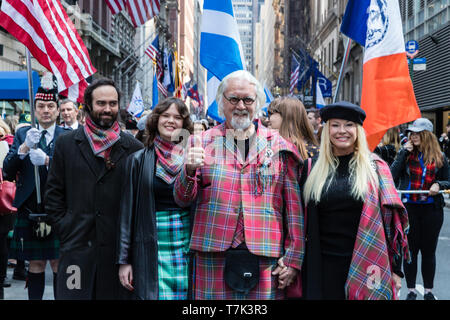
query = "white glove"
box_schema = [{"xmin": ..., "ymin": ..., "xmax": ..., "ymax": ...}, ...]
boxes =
[
  {"xmin": 25, "ymin": 128, "xmax": 41, "ymax": 148},
  {"xmin": 29, "ymin": 148, "xmax": 48, "ymax": 166}
]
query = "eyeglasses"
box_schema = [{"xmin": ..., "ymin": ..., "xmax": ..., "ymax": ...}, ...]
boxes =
[{"xmin": 223, "ymin": 94, "xmax": 256, "ymax": 106}]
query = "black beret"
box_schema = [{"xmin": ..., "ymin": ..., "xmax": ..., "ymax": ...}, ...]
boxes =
[{"xmin": 319, "ymin": 101, "xmax": 366, "ymax": 125}]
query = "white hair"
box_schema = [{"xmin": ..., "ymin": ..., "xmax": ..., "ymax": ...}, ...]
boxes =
[{"xmin": 215, "ymin": 70, "xmax": 266, "ymax": 118}]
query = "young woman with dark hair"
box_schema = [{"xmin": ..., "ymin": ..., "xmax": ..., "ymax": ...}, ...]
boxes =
[{"xmin": 117, "ymin": 97, "xmax": 193, "ymax": 300}]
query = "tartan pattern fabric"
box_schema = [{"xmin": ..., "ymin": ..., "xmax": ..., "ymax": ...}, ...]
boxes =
[
  {"xmin": 83, "ymin": 115, "xmax": 121, "ymax": 159},
  {"xmin": 9, "ymin": 210, "xmax": 60, "ymax": 261},
  {"xmin": 192, "ymin": 251, "xmax": 284, "ymax": 300},
  {"xmin": 156, "ymin": 209, "xmax": 190, "ymax": 300},
  {"xmin": 345, "ymin": 154, "xmax": 410, "ymax": 300},
  {"xmin": 174, "ymin": 121, "xmax": 304, "ymax": 270},
  {"xmin": 407, "ymin": 152, "xmax": 436, "ymax": 201},
  {"xmin": 154, "ymin": 135, "xmax": 184, "ymax": 184}
]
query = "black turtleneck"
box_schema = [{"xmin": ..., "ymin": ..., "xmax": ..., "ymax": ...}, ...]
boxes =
[{"xmin": 317, "ymin": 153, "xmax": 364, "ymax": 256}]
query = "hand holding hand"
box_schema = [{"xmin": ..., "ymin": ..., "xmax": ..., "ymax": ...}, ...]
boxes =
[
  {"xmin": 271, "ymin": 257, "xmax": 298, "ymax": 289},
  {"xmin": 29, "ymin": 148, "xmax": 48, "ymax": 166}
]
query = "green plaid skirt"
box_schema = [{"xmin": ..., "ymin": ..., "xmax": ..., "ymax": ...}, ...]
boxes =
[
  {"xmin": 9, "ymin": 211, "xmax": 60, "ymax": 261},
  {"xmin": 156, "ymin": 209, "xmax": 190, "ymax": 300}
]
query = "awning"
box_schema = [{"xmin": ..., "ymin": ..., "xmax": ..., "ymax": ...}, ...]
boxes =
[{"xmin": 0, "ymin": 71, "xmax": 40, "ymax": 100}]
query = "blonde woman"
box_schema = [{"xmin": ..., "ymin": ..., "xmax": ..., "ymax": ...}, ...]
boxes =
[
  {"xmin": 268, "ymin": 97, "xmax": 319, "ymax": 159},
  {"xmin": 301, "ymin": 101, "xmax": 410, "ymax": 300},
  {"xmin": 390, "ymin": 118, "xmax": 450, "ymax": 300}
]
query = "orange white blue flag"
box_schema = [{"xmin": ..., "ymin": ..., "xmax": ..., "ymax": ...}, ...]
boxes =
[{"xmin": 341, "ymin": 0, "xmax": 421, "ymax": 150}]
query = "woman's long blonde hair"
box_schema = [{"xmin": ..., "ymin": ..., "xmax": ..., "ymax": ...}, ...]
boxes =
[
  {"xmin": 303, "ymin": 122, "xmax": 379, "ymax": 204},
  {"xmin": 413, "ymin": 130, "xmax": 444, "ymax": 168},
  {"xmin": 381, "ymin": 127, "xmax": 401, "ymax": 152}
]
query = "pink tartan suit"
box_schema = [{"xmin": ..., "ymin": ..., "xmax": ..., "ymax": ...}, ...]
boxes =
[{"xmin": 174, "ymin": 120, "xmax": 305, "ymax": 299}]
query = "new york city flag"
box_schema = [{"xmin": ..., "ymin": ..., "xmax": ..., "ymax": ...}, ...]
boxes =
[{"xmin": 341, "ymin": 0, "xmax": 421, "ymax": 150}]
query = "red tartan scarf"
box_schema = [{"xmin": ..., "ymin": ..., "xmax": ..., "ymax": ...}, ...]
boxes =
[
  {"xmin": 407, "ymin": 152, "xmax": 436, "ymax": 201},
  {"xmin": 84, "ymin": 115, "xmax": 121, "ymax": 160},
  {"xmin": 154, "ymin": 134, "xmax": 184, "ymax": 184},
  {"xmin": 345, "ymin": 154, "xmax": 410, "ymax": 300}
]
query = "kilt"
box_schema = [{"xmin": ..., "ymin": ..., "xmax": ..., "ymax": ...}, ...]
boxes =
[
  {"xmin": 193, "ymin": 251, "xmax": 284, "ymax": 300},
  {"xmin": 8, "ymin": 210, "xmax": 60, "ymax": 261},
  {"xmin": 156, "ymin": 209, "xmax": 190, "ymax": 300}
]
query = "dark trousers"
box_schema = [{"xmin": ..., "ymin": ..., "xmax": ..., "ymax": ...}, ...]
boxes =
[
  {"xmin": 404, "ymin": 203, "xmax": 444, "ymax": 289},
  {"xmin": 321, "ymin": 253, "xmax": 352, "ymax": 300},
  {"xmin": 0, "ymin": 232, "xmax": 8, "ymax": 283}
]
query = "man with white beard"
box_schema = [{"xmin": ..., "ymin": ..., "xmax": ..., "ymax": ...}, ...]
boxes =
[{"xmin": 174, "ymin": 70, "xmax": 304, "ymax": 300}]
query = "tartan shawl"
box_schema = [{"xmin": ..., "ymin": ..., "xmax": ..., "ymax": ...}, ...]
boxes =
[
  {"xmin": 84, "ymin": 115, "xmax": 121, "ymax": 159},
  {"xmin": 345, "ymin": 154, "xmax": 410, "ymax": 300},
  {"xmin": 154, "ymin": 134, "xmax": 184, "ymax": 184},
  {"xmin": 407, "ymin": 151, "xmax": 436, "ymax": 201}
]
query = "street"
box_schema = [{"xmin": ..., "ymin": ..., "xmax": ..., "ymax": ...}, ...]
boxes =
[{"xmin": 2, "ymin": 205, "xmax": 450, "ymax": 300}]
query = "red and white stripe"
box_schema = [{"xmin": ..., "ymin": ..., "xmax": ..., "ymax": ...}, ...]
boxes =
[
  {"xmin": 158, "ymin": 80, "xmax": 168, "ymax": 97},
  {"xmin": 145, "ymin": 43, "xmax": 159, "ymax": 62},
  {"xmin": 105, "ymin": 0, "xmax": 125, "ymax": 15},
  {"xmin": 289, "ymin": 65, "xmax": 299, "ymax": 95},
  {"xmin": 0, "ymin": 0, "xmax": 96, "ymax": 102},
  {"xmin": 126, "ymin": 0, "xmax": 160, "ymax": 27}
]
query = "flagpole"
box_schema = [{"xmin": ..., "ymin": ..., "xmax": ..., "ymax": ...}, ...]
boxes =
[
  {"xmin": 25, "ymin": 48, "xmax": 42, "ymax": 205},
  {"xmin": 333, "ymin": 38, "xmax": 352, "ymax": 103}
]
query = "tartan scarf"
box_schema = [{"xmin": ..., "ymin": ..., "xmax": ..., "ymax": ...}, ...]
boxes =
[
  {"xmin": 84, "ymin": 115, "xmax": 121, "ymax": 160},
  {"xmin": 345, "ymin": 154, "xmax": 410, "ymax": 300},
  {"xmin": 154, "ymin": 134, "xmax": 184, "ymax": 184},
  {"xmin": 407, "ymin": 152, "xmax": 436, "ymax": 201}
]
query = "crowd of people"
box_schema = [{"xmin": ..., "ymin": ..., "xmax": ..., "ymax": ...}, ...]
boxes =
[{"xmin": 0, "ymin": 70, "xmax": 447, "ymax": 300}]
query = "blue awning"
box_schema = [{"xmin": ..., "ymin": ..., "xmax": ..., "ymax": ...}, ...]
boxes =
[{"xmin": 0, "ymin": 71, "xmax": 40, "ymax": 100}]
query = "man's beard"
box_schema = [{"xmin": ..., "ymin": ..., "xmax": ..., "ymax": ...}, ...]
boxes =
[
  {"xmin": 230, "ymin": 110, "xmax": 252, "ymax": 131},
  {"xmin": 90, "ymin": 111, "xmax": 118, "ymax": 129}
]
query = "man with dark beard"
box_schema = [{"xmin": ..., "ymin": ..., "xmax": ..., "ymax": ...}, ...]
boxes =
[{"xmin": 44, "ymin": 79, "xmax": 143, "ymax": 299}]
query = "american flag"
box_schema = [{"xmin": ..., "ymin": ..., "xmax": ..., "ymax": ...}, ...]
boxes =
[
  {"xmin": 290, "ymin": 54, "xmax": 300, "ymax": 95},
  {"xmin": 106, "ymin": 0, "xmax": 160, "ymax": 28},
  {"xmin": 0, "ymin": 0, "xmax": 96, "ymax": 103},
  {"xmin": 145, "ymin": 36, "xmax": 166, "ymax": 97},
  {"xmin": 105, "ymin": 0, "xmax": 125, "ymax": 15},
  {"xmin": 145, "ymin": 36, "xmax": 159, "ymax": 62}
]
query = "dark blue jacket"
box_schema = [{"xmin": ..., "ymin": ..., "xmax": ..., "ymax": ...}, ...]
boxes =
[{"xmin": 3, "ymin": 125, "xmax": 68, "ymax": 209}]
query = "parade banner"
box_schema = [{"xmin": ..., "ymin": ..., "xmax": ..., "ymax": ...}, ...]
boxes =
[{"xmin": 341, "ymin": 0, "xmax": 421, "ymax": 150}]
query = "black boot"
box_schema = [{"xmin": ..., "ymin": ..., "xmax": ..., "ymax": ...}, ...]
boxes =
[
  {"xmin": 0, "ymin": 281, "xmax": 4, "ymax": 299},
  {"xmin": 27, "ymin": 271, "xmax": 45, "ymax": 300},
  {"xmin": 13, "ymin": 260, "xmax": 27, "ymax": 281}
]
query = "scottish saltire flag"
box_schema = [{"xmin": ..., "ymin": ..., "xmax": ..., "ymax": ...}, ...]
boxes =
[
  {"xmin": 200, "ymin": 0, "xmax": 245, "ymax": 122},
  {"xmin": 316, "ymin": 81, "xmax": 326, "ymax": 109},
  {"xmin": 262, "ymin": 86, "xmax": 273, "ymax": 115},
  {"xmin": 127, "ymin": 82, "xmax": 144, "ymax": 117},
  {"xmin": 341, "ymin": 0, "xmax": 420, "ymax": 150},
  {"xmin": 206, "ymin": 72, "xmax": 223, "ymax": 123},
  {"xmin": 290, "ymin": 54, "xmax": 300, "ymax": 95}
]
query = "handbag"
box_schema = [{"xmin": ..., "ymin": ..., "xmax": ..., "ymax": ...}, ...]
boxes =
[
  {"xmin": 0, "ymin": 168, "xmax": 17, "ymax": 216},
  {"xmin": 286, "ymin": 157, "xmax": 312, "ymax": 298},
  {"xmin": 224, "ymin": 247, "xmax": 260, "ymax": 295}
]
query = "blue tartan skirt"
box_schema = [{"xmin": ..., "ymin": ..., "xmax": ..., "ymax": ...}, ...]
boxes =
[
  {"xmin": 9, "ymin": 210, "xmax": 60, "ymax": 261},
  {"xmin": 156, "ymin": 209, "xmax": 190, "ymax": 300}
]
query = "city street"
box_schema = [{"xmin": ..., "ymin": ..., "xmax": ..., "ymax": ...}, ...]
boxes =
[{"xmin": 3, "ymin": 205, "xmax": 450, "ymax": 301}]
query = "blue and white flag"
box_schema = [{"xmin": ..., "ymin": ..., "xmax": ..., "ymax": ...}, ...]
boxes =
[
  {"xmin": 201, "ymin": 0, "xmax": 245, "ymax": 123},
  {"xmin": 127, "ymin": 82, "xmax": 145, "ymax": 117},
  {"xmin": 316, "ymin": 81, "xmax": 326, "ymax": 109},
  {"xmin": 315, "ymin": 69, "xmax": 332, "ymax": 98}
]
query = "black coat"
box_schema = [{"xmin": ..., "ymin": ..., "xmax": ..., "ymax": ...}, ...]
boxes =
[
  {"xmin": 117, "ymin": 146, "xmax": 159, "ymax": 300},
  {"xmin": 390, "ymin": 148, "xmax": 450, "ymax": 209},
  {"xmin": 44, "ymin": 127, "xmax": 143, "ymax": 300}
]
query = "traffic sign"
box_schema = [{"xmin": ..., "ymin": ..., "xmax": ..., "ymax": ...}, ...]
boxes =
[{"xmin": 406, "ymin": 40, "xmax": 419, "ymax": 59}]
